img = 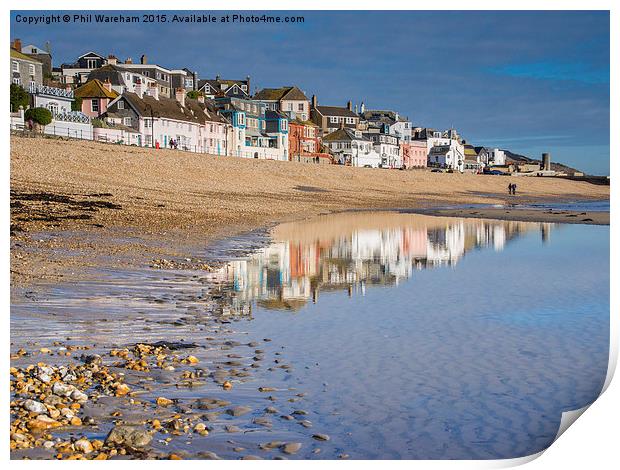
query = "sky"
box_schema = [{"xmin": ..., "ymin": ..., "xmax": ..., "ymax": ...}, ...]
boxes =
[{"xmin": 11, "ymin": 10, "xmax": 610, "ymax": 174}]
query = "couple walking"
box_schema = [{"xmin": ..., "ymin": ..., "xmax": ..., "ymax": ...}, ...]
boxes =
[{"xmin": 508, "ymin": 183, "xmax": 517, "ymax": 195}]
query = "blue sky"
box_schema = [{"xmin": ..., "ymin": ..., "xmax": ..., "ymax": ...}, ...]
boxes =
[{"xmin": 11, "ymin": 10, "xmax": 610, "ymax": 174}]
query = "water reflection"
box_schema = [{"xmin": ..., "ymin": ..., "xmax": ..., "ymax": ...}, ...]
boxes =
[{"xmin": 211, "ymin": 213, "xmax": 553, "ymax": 311}]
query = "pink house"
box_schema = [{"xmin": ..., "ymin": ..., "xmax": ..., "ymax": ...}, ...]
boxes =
[
  {"xmin": 402, "ymin": 140, "xmax": 428, "ymax": 168},
  {"xmin": 73, "ymin": 79, "xmax": 119, "ymax": 118}
]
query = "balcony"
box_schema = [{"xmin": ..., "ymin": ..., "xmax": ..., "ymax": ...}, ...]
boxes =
[{"xmin": 29, "ymin": 83, "xmax": 74, "ymax": 99}]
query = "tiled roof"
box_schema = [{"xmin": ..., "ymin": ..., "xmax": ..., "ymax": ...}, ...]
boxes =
[
  {"xmin": 254, "ymin": 86, "xmax": 308, "ymax": 101},
  {"xmin": 120, "ymin": 92, "xmax": 229, "ymax": 125},
  {"xmin": 11, "ymin": 48, "xmax": 42, "ymax": 63},
  {"xmin": 315, "ymin": 105, "xmax": 358, "ymax": 118},
  {"xmin": 74, "ymin": 79, "xmax": 119, "ymax": 99},
  {"xmin": 87, "ymin": 65, "xmax": 125, "ymax": 86},
  {"xmin": 322, "ymin": 127, "xmax": 369, "ymax": 142}
]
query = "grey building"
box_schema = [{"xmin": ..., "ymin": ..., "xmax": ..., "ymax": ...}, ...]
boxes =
[{"xmin": 10, "ymin": 45, "xmax": 43, "ymax": 89}]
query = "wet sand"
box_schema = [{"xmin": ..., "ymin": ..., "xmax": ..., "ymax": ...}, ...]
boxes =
[{"xmin": 414, "ymin": 207, "xmax": 609, "ymax": 225}]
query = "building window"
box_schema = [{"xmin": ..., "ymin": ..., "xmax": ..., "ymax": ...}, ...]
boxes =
[
  {"xmin": 87, "ymin": 59, "xmax": 97, "ymax": 69},
  {"xmin": 117, "ymin": 101, "xmax": 124, "ymax": 109},
  {"xmin": 330, "ymin": 116, "xmax": 338, "ymax": 124},
  {"xmin": 298, "ymin": 103, "xmax": 304, "ymax": 111},
  {"xmin": 91, "ymin": 99, "xmax": 99, "ymax": 113},
  {"xmin": 12, "ymin": 61, "xmax": 19, "ymax": 72},
  {"xmin": 28, "ymin": 64, "xmax": 35, "ymax": 76},
  {"xmin": 47, "ymin": 102, "xmax": 58, "ymax": 116},
  {"xmin": 124, "ymin": 117, "xmax": 132, "ymax": 126}
]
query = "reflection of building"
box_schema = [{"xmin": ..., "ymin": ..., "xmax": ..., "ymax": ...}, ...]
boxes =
[{"xmin": 211, "ymin": 216, "xmax": 548, "ymax": 311}]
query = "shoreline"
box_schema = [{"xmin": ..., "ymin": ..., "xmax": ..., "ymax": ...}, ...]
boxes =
[{"xmin": 10, "ymin": 136, "xmax": 610, "ymax": 288}]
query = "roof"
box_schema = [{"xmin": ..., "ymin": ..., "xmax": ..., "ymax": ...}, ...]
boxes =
[
  {"xmin": 322, "ymin": 127, "xmax": 369, "ymax": 142},
  {"xmin": 74, "ymin": 79, "xmax": 119, "ymax": 99},
  {"xmin": 315, "ymin": 105, "xmax": 358, "ymax": 118},
  {"xmin": 290, "ymin": 117, "xmax": 318, "ymax": 127},
  {"xmin": 87, "ymin": 64, "xmax": 126, "ymax": 86},
  {"xmin": 23, "ymin": 45, "xmax": 50, "ymax": 55},
  {"xmin": 11, "ymin": 48, "xmax": 42, "ymax": 63},
  {"xmin": 118, "ymin": 92, "xmax": 229, "ymax": 125},
  {"xmin": 253, "ymin": 86, "xmax": 308, "ymax": 102}
]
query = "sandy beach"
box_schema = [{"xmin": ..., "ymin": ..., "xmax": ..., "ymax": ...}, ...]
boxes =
[{"xmin": 10, "ymin": 136, "xmax": 609, "ymax": 286}]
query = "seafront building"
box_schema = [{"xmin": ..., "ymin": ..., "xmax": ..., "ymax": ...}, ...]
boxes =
[{"xmin": 11, "ymin": 39, "xmax": 539, "ymax": 172}]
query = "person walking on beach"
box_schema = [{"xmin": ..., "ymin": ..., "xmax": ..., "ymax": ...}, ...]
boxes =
[
  {"xmin": 512, "ymin": 183, "xmax": 517, "ymax": 195},
  {"xmin": 508, "ymin": 183, "xmax": 513, "ymax": 195}
]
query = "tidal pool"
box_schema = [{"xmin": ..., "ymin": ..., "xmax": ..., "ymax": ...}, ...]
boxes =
[{"xmin": 11, "ymin": 212, "xmax": 609, "ymax": 460}]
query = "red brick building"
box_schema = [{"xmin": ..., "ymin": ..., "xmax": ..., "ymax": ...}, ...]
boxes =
[{"xmin": 288, "ymin": 118, "xmax": 332, "ymax": 164}]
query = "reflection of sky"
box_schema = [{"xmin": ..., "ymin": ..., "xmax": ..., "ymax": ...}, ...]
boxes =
[
  {"xmin": 240, "ymin": 223, "xmax": 609, "ymax": 459},
  {"xmin": 10, "ymin": 10, "xmax": 610, "ymax": 174}
]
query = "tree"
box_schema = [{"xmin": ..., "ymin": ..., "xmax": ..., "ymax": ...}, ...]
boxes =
[
  {"xmin": 24, "ymin": 107, "xmax": 53, "ymax": 126},
  {"xmin": 71, "ymin": 97, "xmax": 83, "ymax": 112},
  {"xmin": 187, "ymin": 90, "xmax": 203, "ymax": 100},
  {"xmin": 10, "ymin": 84, "xmax": 29, "ymax": 112}
]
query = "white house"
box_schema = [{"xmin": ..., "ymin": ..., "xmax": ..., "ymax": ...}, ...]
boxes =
[
  {"xmin": 28, "ymin": 83, "xmax": 74, "ymax": 116},
  {"xmin": 485, "ymin": 148, "xmax": 507, "ymax": 166},
  {"xmin": 322, "ymin": 127, "xmax": 382, "ymax": 168},
  {"xmin": 365, "ymin": 132, "xmax": 401, "ymax": 168}
]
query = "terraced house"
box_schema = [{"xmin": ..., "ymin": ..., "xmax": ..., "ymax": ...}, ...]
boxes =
[
  {"xmin": 105, "ymin": 84, "xmax": 205, "ymax": 150},
  {"xmin": 197, "ymin": 76, "xmax": 251, "ymax": 99},
  {"xmin": 310, "ymin": 95, "xmax": 360, "ymax": 136},
  {"xmin": 215, "ymin": 96, "xmax": 289, "ymax": 160},
  {"xmin": 73, "ymin": 79, "xmax": 119, "ymax": 118},
  {"xmin": 253, "ymin": 86, "xmax": 310, "ymax": 121},
  {"xmin": 10, "ymin": 42, "xmax": 43, "ymax": 88}
]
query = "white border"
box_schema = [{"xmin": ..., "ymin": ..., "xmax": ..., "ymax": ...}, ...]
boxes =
[{"xmin": 2, "ymin": 1, "xmax": 617, "ymax": 468}]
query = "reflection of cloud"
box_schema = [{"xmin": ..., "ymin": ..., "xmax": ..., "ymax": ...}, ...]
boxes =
[{"xmin": 212, "ymin": 214, "xmax": 547, "ymax": 312}]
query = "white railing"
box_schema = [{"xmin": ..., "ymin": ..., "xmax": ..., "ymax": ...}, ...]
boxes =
[
  {"xmin": 29, "ymin": 83, "xmax": 74, "ymax": 99},
  {"xmin": 54, "ymin": 111, "xmax": 90, "ymax": 123}
]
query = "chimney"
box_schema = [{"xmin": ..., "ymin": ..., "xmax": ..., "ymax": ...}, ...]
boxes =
[
  {"xmin": 339, "ymin": 120, "xmax": 345, "ymax": 130},
  {"xmin": 135, "ymin": 78, "xmax": 144, "ymax": 98},
  {"xmin": 107, "ymin": 54, "xmax": 118, "ymax": 65},
  {"xmin": 146, "ymin": 83, "xmax": 159, "ymax": 100},
  {"xmin": 140, "ymin": 54, "xmax": 147, "ymax": 65},
  {"xmin": 246, "ymin": 75, "xmax": 251, "ymax": 93},
  {"xmin": 175, "ymin": 88, "xmax": 186, "ymax": 107},
  {"xmin": 311, "ymin": 95, "xmax": 317, "ymax": 109},
  {"xmin": 215, "ymin": 74, "xmax": 221, "ymax": 81},
  {"xmin": 125, "ymin": 57, "xmax": 133, "ymax": 64},
  {"xmin": 354, "ymin": 104, "xmax": 358, "ymax": 114},
  {"xmin": 347, "ymin": 100, "xmax": 352, "ymax": 111},
  {"xmin": 360, "ymin": 101, "xmax": 365, "ymax": 114},
  {"xmin": 12, "ymin": 39, "xmax": 22, "ymax": 52},
  {"xmin": 102, "ymin": 79, "xmax": 112, "ymax": 92}
]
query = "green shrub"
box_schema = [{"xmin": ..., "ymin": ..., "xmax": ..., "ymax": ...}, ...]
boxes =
[
  {"xmin": 10, "ymin": 84, "xmax": 30, "ymax": 112},
  {"xmin": 71, "ymin": 96, "xmax": 83, "ymax": 112},
  {"xmin": 24, "ymin": 107, "xmax": 53, "ymax": 126},
  {"xmin": 91, "ymin": 118, "xmax": 109, "ymax": 128}
]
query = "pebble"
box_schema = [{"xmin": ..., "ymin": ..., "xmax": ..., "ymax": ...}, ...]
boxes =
[
  {"xmin": 23, "ymin": 399, "xmax": 48, "ymax": 415},
  {"xmin": 74, "ymin": 438, "xmax": 94, "ymax": 454},
  {"xmin": 226, "ymin": 406, "xmax": 251, "ymax": 417},
  {"xmin": 312, "ymin": 433, "xmax": 330, "ymax": 441},
  {"xmin": 156, "ymin": 397, "xmax": 174, "ymax": 407},
  {"xmin": 281, "ymin": 442, "xmax": 302, "ymax": 454},
  {"xmin": 105, "ymin": 426, "xmax": 153, "ymax": 450}
]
